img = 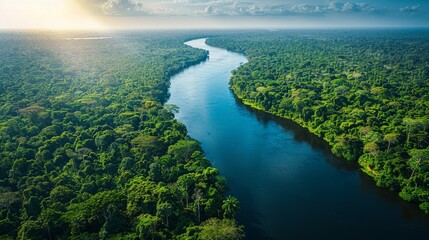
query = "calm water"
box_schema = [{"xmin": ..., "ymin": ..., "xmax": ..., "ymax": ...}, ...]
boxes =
[{"xmin": 167, "ymin": 38, "xmax": 429, "ymax": 240}]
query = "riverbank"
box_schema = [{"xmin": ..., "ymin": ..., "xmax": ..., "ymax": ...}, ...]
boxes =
[
  {"xmin": 205, "ymin": 31, "xmax": 429, "ymax": 215},
  {"xmin": 169, "ymin": 37, "xmax": 429, "ymax": 240}
]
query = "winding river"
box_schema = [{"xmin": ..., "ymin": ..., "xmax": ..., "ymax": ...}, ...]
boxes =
[{"xmin": 167, "ymin": 38, "xmax": 429, "ymax": 239}]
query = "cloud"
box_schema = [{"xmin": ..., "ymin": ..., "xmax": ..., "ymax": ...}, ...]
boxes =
[
  {"xmin": 290, "ymin": 2, "xmax": 377, "ymax": 15},
  {"xmin": 341, "ymin": 2, "xmax": 361, "ymax": 13},
  {"xmin": 400, "ymin": 5, "xmax": 420, "ymax": 13},
  {"xmin": 328, "ymin": 2, "xmax": 343, "ymax": 11},
  {"xmin": 204, "ymin": 6, "xmax": 214, "ymax": 14},
  {"xmin": 80, "ymin": 0, "xmax": 383, "ymax": 16},
  {"xmin": 80, "ymin": 0, "xmax": 146, "ymax": 15},
  {"xmin": 290, "ymin": 4, "xmax": 323, "ymax": 15},
  {"xmin": 342, "ymin": 2, "xmax": 377, "ymax": 13}
]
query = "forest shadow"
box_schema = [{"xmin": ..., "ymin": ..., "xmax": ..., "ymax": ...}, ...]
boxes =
[{"xmin": 232, "ymin": 92, "xmax": 429, "ymax": 228}]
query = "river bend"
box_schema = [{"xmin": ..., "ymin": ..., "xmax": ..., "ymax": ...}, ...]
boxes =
[{"xmin": 167, "ymin": 38, "xmax": 429, "ymax": 240}]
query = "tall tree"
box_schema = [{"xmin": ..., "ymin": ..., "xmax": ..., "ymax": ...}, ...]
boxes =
[
  {"xmin": 222, "ymin": 196, "xmax": 240, "ymax": 219},
  {"xmin": 384, "ymin": 133, "xmax": 399, "ymax": 153},
  {"xmin": 408, "ymin": 148, "xmax": 429, "ymax": 179},
  {"xmin": 193, "ymin": 188, "xmax": 203, "ymax": 223}
]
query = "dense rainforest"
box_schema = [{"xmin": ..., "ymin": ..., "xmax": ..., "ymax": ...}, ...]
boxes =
[
  {"xmin": 0, "ymin": 32, "xmax": 243, "ymax": 239},
  {"xmin": 207, "ymin": 30, "xmax": 429, "ymax": 213}
]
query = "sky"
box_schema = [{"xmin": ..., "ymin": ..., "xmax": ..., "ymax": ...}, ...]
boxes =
[{"xmin": 0, "ymin": 0, "xmax": 428, "ymax": 30}]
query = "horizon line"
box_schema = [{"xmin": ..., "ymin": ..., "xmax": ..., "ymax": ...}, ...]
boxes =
[{"xmin": 1, "ymin": 26, "xmax": 429, "ymax": 33}]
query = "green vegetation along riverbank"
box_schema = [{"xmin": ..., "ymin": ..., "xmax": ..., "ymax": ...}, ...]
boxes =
[
  {"xmin": 207, "ymin": 30, "xmax": 429, "ymax": 213},
  {"xmin": 0, "ymin": 32, "xmax": 243, "ymax": 240}
]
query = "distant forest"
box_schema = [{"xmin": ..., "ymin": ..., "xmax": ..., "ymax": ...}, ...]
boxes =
[
  {"xmin": 0, "ymin": 32, "xmax": 243, "ymax": 240},
  {"xmin": 207, "ymin": 30, "xmax": 429, "ymax": 213}
]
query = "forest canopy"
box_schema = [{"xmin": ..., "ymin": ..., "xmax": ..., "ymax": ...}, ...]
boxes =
[
  {"xmin": 207, "ymin": 30, "xmax": 429, "ymax": 213},
  {"xmin": 0, "ymin": 32, "xmax": 243, "ymax": 239}
]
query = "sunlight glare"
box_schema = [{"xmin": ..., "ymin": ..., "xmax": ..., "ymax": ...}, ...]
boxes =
[{"xmin": 0, "ymin": 0, "xmax": 104, "ymax": 30}]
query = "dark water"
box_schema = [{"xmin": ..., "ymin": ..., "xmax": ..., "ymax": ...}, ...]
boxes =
[{"xmin": 167, "ymin": 38, "xmax": 429, "ymax": 240}]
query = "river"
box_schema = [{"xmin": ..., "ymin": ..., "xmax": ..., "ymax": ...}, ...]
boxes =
[{"xmin": 167, "ymin": 38, "xmax": 429, "ymax": 239}]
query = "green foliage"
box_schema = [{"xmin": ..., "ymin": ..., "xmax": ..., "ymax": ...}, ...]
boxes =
[
  {"xmin": 136, "ymin": 214, "xmax": 160, "ymax": 240},
  {"xmin": 222, "ymin": 196, "xmax": 239, "ymax": 219},
  {"xmin": 199, "ymin": 218, "xmax": 244, "ymax": 240},
  {"xmin": 207, "ymin": 30, "xmax": 429, "ymax": 213},
  {"xmin": 0, "ymin": 32, "xmax": 236, "ymax": 239}
]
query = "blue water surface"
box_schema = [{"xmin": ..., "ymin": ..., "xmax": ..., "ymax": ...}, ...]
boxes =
[{"xmin": 167, "ymin": 38, "xmax": 429, "ymax": 240}]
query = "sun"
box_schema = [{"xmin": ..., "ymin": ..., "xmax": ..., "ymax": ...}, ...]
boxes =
[{"xmin": 0, "ymin": 0, "xmax": 105, "ymax": 30}]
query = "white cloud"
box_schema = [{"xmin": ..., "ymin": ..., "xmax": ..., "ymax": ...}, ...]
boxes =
[
  {"xmin": 291, "ymin": 2, "xmax": 378, "ymax": 15},
  {"xmin": 400, "ymin": 5, "xmax": 420, "ymax": 13},
  {"xmin": 341, "ymin": 2, "xmax": 361, "ymax": 13},
  {"xmin": 83, "ymin": 0, "xmax": 382, "ymax": 16},
  {"xmin": 204, "ymin": 5, "xmax": 214, "ymax": 14},
  {"xmin": 291, "ymin": 4, "xmax": 323, "ymax": 14},
  {"xmin": 98, "ymin": 0, "xmax": 145, "ymax": 15},
  {"xmin": 328, "ymin": 2, "xmax": 343, "ymax": 11}
]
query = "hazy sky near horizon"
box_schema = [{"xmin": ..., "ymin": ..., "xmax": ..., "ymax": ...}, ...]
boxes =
[{"xmin": 1, "ymin": 0, "xmax": 428, "ymax": 29}]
